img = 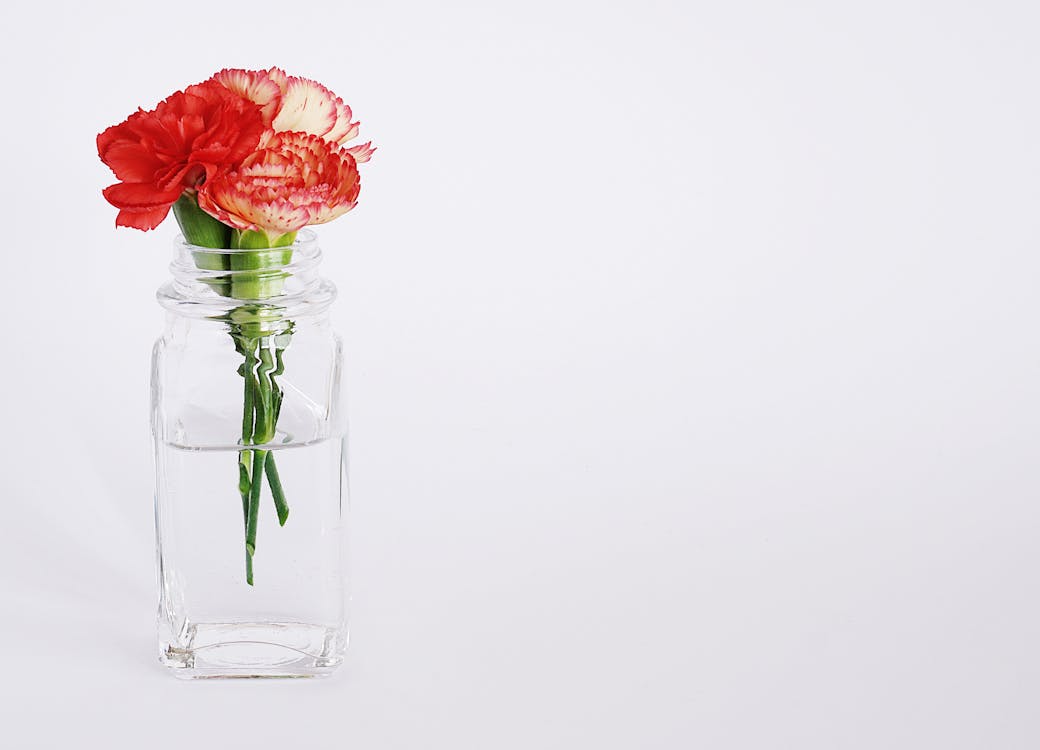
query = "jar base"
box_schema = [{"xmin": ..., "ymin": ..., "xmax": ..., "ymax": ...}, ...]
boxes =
[{"xmin": 160, "ymin": 621, "xmax": 346, "ymax": 679}]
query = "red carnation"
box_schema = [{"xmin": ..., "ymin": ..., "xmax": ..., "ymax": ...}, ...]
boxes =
[{"xmin": 97, "ymin": 81, "xmax": 266, "ymax": 230}]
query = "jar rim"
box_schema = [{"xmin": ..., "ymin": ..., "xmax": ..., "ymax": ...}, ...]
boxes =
[
  {"xmin": 158, "ymin": 228, "xmax": 336, "ymax": 318},
  {"xmin": 174, "ymin": 228, "xmax": 318, "ymax": 254}
]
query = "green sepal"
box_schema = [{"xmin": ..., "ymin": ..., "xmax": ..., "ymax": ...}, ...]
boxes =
[
  {"xmin": 231, "ymin": 229, "xmax": 297, "ymax": 250},
  {"xmin": 172, "ymin": 193, "xmax": 231, "ymax": 249}
]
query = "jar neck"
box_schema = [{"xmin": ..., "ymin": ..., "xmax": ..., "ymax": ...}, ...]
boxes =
[{"xmin": 157, "ymin": 229, "xmax": 336, "ymax": 322}]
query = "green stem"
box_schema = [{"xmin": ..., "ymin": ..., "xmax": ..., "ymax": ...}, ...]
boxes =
[
  {"xmin": 271, "ymin": 344, "xmax": 287, "ymax": 424},
  {"xmin": 206, "ymin": 225, "xmax": 298, "ymax": 586},
  {"xmin": 240, "ymin": 345, "xmax": 256, "ymax": 439},
  {"xmin": 238, "ymin": 339, "xmax": 257, "ymax": 536},
  {"xmin": 266, "ymin": 338, "xmax": 291, "ymax": 525},
  {"xmin": 238, "ymin": 451, "xmax": 251, "ymax": 525},
  {"xmin": 227, "ymin": 231, "xmax": 295, "ymax": 299},
  {"xmin": 172, "ymin": 193, "xmax": 231, "ymax": 249},
  {"xmin": 256, "ymin": 344, "xmax": 275, "ymax": 444},
  {"xmin": 245, "ymin": 449, "xmax": 267, "ymax": 586},
  {"xmin": 265, "ymin": 454, "xmax": 290, "ymax": 526},
  {"xmin": 237, "ymin": 336, "xmax": 262, "ymax": 583}
]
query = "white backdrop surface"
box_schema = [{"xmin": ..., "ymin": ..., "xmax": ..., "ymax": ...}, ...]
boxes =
[{"xmin": 1, "ymin": 0, "xmax": 1038, "ymax": 747}]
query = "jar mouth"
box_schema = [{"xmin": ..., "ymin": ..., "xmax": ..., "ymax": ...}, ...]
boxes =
[
  {"xmin": 175, "ymin": 228, "xmax": 318, "ymax": 255},
  {"xmin": 159, "ymin": 229, "xmax": 335, "ymax": 318}
]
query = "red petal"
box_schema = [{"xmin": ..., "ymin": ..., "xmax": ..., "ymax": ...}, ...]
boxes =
[
  {"xmin": 114, "ymin": 204, "xmax": 173, "ymax": 230},
  {"xmin": 99, "ymin": 141, "xmax": 164, "ymax": 182},
  {"xmin": 103, "ymin": 181, "xmax": 182, "ymax": 209}
]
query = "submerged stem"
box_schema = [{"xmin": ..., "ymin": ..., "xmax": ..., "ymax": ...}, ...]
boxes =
[
  {"xmin": 256, "ymin": 344, "xmax": 275, "ymax": 444},
  {"xmin": 212, "ymin": 226, "xmax": 298, "ymax": 586},
  {"xmin": 238, "ymin": 451, "xmax": 251, "ymax": 524},
  {"xmin": 245, "ymin": 449, "xmax": 267, "ymax": 586},
  {"xmin": 238, "ymin": 338, "xmax": 258, "ymax": 584},
  {"xmin": 266, "ymin": 454, "xmax": 290, "ymax": 526}
]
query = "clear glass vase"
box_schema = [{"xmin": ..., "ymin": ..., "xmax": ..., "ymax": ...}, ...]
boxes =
[{"xmin": 151, "ymin": 230, "xmax": 348, "ymax": 678}]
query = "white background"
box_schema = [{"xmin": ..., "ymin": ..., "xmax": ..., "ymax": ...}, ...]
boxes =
[{"xmin": 1, "ymin": 0, "xmax": 1038, "ymax": 747}]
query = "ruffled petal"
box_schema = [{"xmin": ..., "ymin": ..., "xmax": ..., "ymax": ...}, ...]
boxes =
[
  {"xmin": 271, "ymin": 77, "xmax": 340, "ymax": 138},
  {"xmin": 211, "ymin": 68, "xmax": 283, "ymax": 124},
  {"xmin": 115, "ymin": 204, "xmax": 172, "ymax": 231},
  {"xmin": 344, "ymin": 141, "xmax": 376, "ymax": 164},
  {"xmin": 103, "ymin": 181, "xmax": 182, "ymax": 209}
]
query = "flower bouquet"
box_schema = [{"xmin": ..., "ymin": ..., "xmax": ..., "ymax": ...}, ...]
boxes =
[{"xmin": 99, "ymin": 68, "xmax": 373, "ymax": 587}]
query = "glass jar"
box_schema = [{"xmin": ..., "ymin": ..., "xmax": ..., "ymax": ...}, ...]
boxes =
[{"xmin": 151, "ymin": 230, "xmax": 348, "ymax": 678}]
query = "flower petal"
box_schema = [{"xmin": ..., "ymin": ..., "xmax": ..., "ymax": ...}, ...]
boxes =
[
  {"xmin": 345, "ymin": 141, "xmax": 376, "ymax": 164},
  {"xmin": 271, "ymin": 76, "xmax": 341, "ymax": 138},
  {"xmin": 115, "ymin": 205, "xmax": 173, "ymax": 231},
  {"xmin": 103, "ymin": 181, "xmax": 182, "ymax": 209},
  {"xmin": 211, "ymin": 68, "xmax": 283, "ymax": 124}
]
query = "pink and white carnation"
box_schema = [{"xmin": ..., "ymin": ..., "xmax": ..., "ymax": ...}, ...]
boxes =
[
  {"xmin": 210, "ymin": 67, "xmax": 375, "ymax": 165},
  {"xmin": 196, "ymin": 130, "xmax": 361, "ymax": 240}
]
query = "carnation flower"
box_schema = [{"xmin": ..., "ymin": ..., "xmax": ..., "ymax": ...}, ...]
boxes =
[
  {"xmin": 97, "ymin": 81, "xmax": 266, "ymax": 230},
  {"xmin": 196, "ymin": 131, "xmax": 361, "ymax": 240},
  {"xmin": 209, "ymin": 67, "xmax": 375, "ymax": 164}
]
